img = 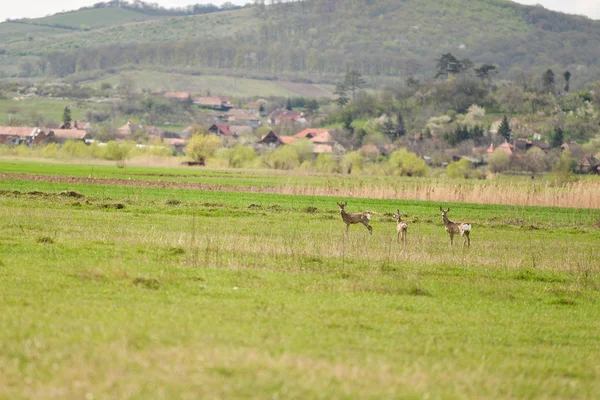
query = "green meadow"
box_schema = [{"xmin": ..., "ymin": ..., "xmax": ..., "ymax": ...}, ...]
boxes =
[{"xmin": 0, "ymin": 161, "xmax": 599, "ymax": 399}]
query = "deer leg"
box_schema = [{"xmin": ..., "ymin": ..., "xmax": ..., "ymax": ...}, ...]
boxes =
[
  {"xmin": 346, "ymin": 224, "xmax": 350, "ymax": 234},
  {"xmin": 397, "ymin": 232, "xmax": 400, "ymax": 243},
  {"xmin": 465, "ymin": 232, "xmax": 470, "ymax": 248},
  {"xmin": 402, "ymin": 231, "xmax": 406, "ymax": 245},
  {"xmin": 449, "ymin": 233, "xmax": 454, "ymax": 246}
]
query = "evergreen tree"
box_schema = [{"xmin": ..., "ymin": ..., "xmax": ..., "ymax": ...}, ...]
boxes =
[
  {"xmin": 344, "ymin": 70, "xmax": 365, "ymax": 101},
  {"xmin": 563, "ymin": 70, "xmax": 571, "ymax": 93},
  {"xmin": 396, "ymin": 111, "xmax": 406, "ymax": 138},
  {"xmin": 498, "ymin": 115, "xmax": 512, "ymax": 143},
  {"xmin": 542, "ymin": 69, "xmax": 555, "ymax": 94},
  {"xmin": 333, "ymin": 82, "xmax": 349, "ymax": 108},
  {"xmin": 62, "ymin": 106, "xmax": 72, "ymax": 129},
  {"xmin": 340, "ymin": 109, "xmax": 354, "ymax": 133},
  {"xmin": 550, "ymin": 127, "xmax": 564, "ymax": 148},
  {"xmin": 285, "ymin": 98, "xmax": 292, "ymax": 111},
  {"xmin": 304, "ymin": 99, "xmax": 319, "ymax": 115},
  {"xmin": 381, "ymin": 117, "xmax": 397, "ymax": 140}
]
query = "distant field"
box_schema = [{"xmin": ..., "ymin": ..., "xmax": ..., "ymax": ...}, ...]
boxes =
[
  {"xmin": 89, "ymin": 71, "xmax": 335, "ymax": 98},
  {"xmin": 27, "ymin": 8, "xmax": 152, "ymax": 29},
  {"xmin": 0, "ymin": 22, "xmax": 68, "ymax": 43},
  {"xmin": 0, "ymin": 98, "xmax": 109, "ymax": 125},
  {"xmin": 0, "ymin": 161, "xmax": 598, "ymax": 398}
]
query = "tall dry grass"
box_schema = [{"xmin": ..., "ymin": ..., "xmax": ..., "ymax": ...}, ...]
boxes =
[{"xmin": 272, "ymin": 180, "xmax": 600, "ymax": 209}]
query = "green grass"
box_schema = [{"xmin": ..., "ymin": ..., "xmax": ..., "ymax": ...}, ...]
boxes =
[
  {"xmin": 87, "ymin": 70, "xmax": 334, "ymax": 98},
  {"xmin": 0, "ymin": 163, "xmax": 599, "ymax": 398},
  {"xmin": 28, "ymin": 8, "xmax": 152, "ymax": 29},
  {"xmin": 0, "ymin": 98, "xmax": 108, "ymax": 125},
  {"xmin": 2, "ymin": 7, "xmax": 260, "ymax": 54}
]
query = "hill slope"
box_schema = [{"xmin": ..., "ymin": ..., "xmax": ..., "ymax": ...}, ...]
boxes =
[{"xmin": 1, "ymin": 0, "xmax": 600, "ymax": 84}]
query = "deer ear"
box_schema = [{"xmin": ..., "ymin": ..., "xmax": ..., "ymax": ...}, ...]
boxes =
[
  {"xmin": 447, "ymin": 208, "xmax": 450, "ymax": 213},
  {"xmin": 439, "ymin": 207, "xmax": 443, "ymax": 211}
]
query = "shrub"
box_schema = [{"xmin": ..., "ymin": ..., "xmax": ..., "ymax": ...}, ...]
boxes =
[
  {"xmin": 446, "ymin": 159, "xmax": 472, "ymax": 179},
  {"xmin": 223, "ymin": 145, "xmax": 257, "ymax": 168},
  {"xmin": 488, "ymin": 149, "xmax": 511, "ymax": 174},
  {"xmin": 43, "ymin": 143, "xmax": 59, "ymax": 158},
  {"xmin": 341, "ymin": 151, "xmax": 363, "ymax": 174},
  {"xmin": 315, "ymin": 153, "xmax": 340, "ymax": 173},
  {"xmin": 388, "ymin": 149, "xmax": 428, "ymax": 177},
  {"xmin": 289, "ymin": 139, "xmax": 315, "ymax": 163},
  {"xmin": 61, "ymin": 140, "xmax": 89, "ymax": 158},
  {"xmin": 185, "ymin": 134, "xmax": 222, "ymax": 162},
  {"xmin": 269, "ymin": 146, "xmax": 300, "ymax": 170}
]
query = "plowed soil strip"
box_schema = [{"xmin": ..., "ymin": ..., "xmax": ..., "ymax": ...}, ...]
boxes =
[{"xmin": 0, "ymin": 172, "xmax": 272, "ymax": 193}]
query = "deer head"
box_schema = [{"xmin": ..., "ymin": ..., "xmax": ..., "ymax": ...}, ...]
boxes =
[
  {"xmin": 337, "ymin": 201, "xmax": 347, "ymax": 211},
  {"xmin": 440, "ymin": 207, "xmax": 450, "ymax": 217},
  {"xmin": 393, "ymin": 209, "xmax": 402, "ymax": 221}
]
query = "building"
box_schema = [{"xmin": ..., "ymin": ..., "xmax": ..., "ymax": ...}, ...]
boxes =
[{"xmin": 208, "ymin": 124, "xmax": 234, "ymax": 137}]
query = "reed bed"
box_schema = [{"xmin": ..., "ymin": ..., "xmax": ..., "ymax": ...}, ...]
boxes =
[{"xmin": 273, "ymin": 179, "xmax": 600, "ymax": 209}]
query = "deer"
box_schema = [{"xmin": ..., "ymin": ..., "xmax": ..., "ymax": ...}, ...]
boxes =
[
  {"xmin": 392, "ymin": 210, "xmax": 408, "ymax": 244},
  {"xmin": 440, "ymin": 207, "xmax": 472, "ymax": 247},
  {"xmin": 337, "ymin": 201, "xmax": 372, "ymax": 235}
]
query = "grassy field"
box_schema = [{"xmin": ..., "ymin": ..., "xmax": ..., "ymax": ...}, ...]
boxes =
[
  {"xmin": 0, "ymin": 160, "xmax": 599, "ymax": 398},
  {"xmin": 88, "ymin": 71, "xmax": 335, "ymax": 98},
  {"xmin": 1, "ymin": 160, "xmax": 599, "ymax": 209},
  {"xmin": 0, "ymin": 98, "xmax": 109, "ymax": 126},
  {"xmin": 27, "ymin": 8, "xmax": 152, "ymax": 29}
]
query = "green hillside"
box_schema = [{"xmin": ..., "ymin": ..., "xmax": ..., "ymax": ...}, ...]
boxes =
[
  {"xmin": 86, "ymin": 71, "xmax": 335, "ymax": 98},
  {"xmin": 1, "ymin": 0, "xmax": 600, "ymax": 84},
  {"xmin": 27, "ymin": 7, "xmax": 152, "ymax": 29}
]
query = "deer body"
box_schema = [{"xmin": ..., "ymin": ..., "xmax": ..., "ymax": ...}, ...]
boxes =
[
  {"xmin": 337, "ymin": 202, "xmax": 372, "ymax": 235},
  {"xmin": 393, "ymin": 210, "xmax": 408, "ymax": 244},
  {"xmin": 440, "ymin": 207, "xmax": 471, "ymax": 247}
]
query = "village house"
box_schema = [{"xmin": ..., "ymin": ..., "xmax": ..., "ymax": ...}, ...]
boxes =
[
  {"xmin": 258, "ymin": 131, "xmax": 296, "ymax": 146},
  {"xmin": 246, "ymin": 102, "xmax": 262, "ymax": 116},
  {"xmin": 0, "ymin": 126, "xmax": 45, "ymax": 146},
  {"xmin": 47, "ymin": 128, "xmax": 92, "ymax": 144},
  {"xmin": 229, "ymin": 125, "xmax": 253, "ymax": 136},
  {"xmin": 268, "ymin": 110, "xmax": 306, "ymax": 126},
  {"xmin": 164, "ymin": 92, "xmax": 192, "ymax": 101},
  {"xmin": 116, "ymin": 122, "xmax": 142, "ymax": 139},
  {"xmin": 487, "ymin": 141, "xmax": 514, "ymax": 156},
  {"xmin": 194, "ymin": 96, "xmax": 232, "ymax": 111},
  {"xmin": 223, "ymin": 109, "xmax": 260, "ymax": 129},
  {"xmin": 294, "ymin": 128, "xmax": 329, "ymax": 139},
  {"xmin": 209, "ymin": 124, "xmax": 235, "ymax": 137},
  {"xmin": 162, "ymin": 137, "xmax": 188, "ymax": 154}
]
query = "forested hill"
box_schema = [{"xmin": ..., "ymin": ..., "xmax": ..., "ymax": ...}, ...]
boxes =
[{"xmin": 2, "ymin": 0, "xmax": 600, "ymax": 83}]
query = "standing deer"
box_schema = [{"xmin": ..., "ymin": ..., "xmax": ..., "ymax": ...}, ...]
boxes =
[
  {"xmin": 337, "ymin": 201, "xmax": 372, "ymax": 235},
  {"xmin": 393, "ymin": 210, "xmax": 408, "ymax": 244},
  {"xmin": 440, "ymin": 207, "xmax": 472, "ymax": 247}
]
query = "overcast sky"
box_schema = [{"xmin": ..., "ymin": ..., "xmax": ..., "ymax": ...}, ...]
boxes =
[{"xmin": 1, "ymin": 0, "xmax": 599, "ymax": 22}]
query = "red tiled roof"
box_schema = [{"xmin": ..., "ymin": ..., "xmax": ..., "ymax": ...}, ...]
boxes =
[
  {"xmin": 310, "ymin": 131, "xmax": 334, "ymax": 144},
  {"xmin": 50, "ymin": 129, "xmax": 91, "ymax": 140},
  {"xmin": 229, "ymin": 125, "xmax": 253, "ymax": 135},
  {"xmin": 194, "ymin": 96, "xmax": 223, "ymax": 107},
  {"xmin": 295, "ymin": 128, "xmax": 328, "ymax": 139},
  {"xmin": 164, "ymin": 92, "xmax": 191, "ymax": 100},
  {"xmin": 211, "ymin": 124, "xmax": 233, "ymax": 136},
  {"xmin": 0, "ymin": 126, "xmax": 38, "ymax": 136},
  {"xmin": 279, "ymin": 136, "xmax": 297, "ymax": 144}
]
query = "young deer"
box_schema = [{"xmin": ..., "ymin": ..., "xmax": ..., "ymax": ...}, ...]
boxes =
[
  {"xmin": 392, "ymin": 210, "xmax": 408, "ymax": 244},
  {"xmin": 337, "ymin": 201, "xmax": 372, "ymax": 235},
  {"xmin": 440, "ymin": 207, "xmax": 472, "ymax": 247}
]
